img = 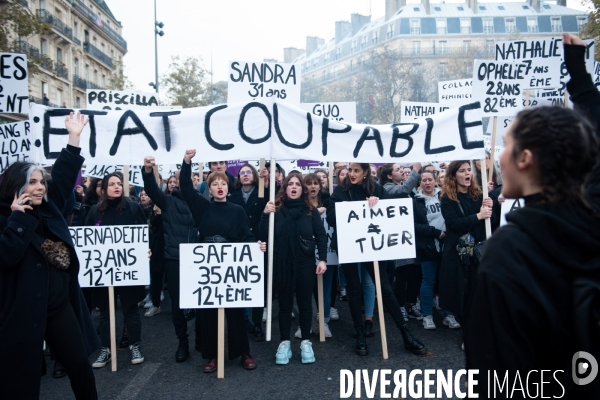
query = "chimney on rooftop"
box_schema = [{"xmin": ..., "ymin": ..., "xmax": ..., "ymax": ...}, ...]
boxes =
[
  {"xmin": 385, "ymin": 0, "xmax": 406, "ymax": 20},
  {"xmin": 335, "ymin": 21, "xmax": 352, "ymax": 44},
  {"xmin": 306, "ymin": 36, "xmax": 324, "ymax": 56},
  {"xmin": 467, "ymin": 0, "xmax": 478, "ymax": 14},
  {"xmin": 422, "ymin": 0, "xmax": 430, "ymax": 14},
  {"xmin": 283, "ymin": 47, "xmax": 305, "ymax": 63},
  {"xmin": 556, "ymin": 0, "xmax": 566, "ymax": 5},
  {"xmin": 351, "ymin": 14, "xmax": 371, "ymax": 35},
  {"xmin": 529, "ymin": 0, "xmax": 542, "ymax": 12}
]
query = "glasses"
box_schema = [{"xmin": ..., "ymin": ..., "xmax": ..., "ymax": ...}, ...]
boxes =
[
  {"xmin": 239, "ymin": 170, "xmax": 252, "ymax": 176},
  {"xmin": 402, "ymin": 171, "xmax": 411, "ymax": 175}
]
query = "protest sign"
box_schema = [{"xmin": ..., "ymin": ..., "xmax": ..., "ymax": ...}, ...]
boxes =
[
  {"xmin": 160, "ymin": 162, "xmax": 202, "ymax": 178},
  {"xmin": 438, "ymin": 79, "xmax": 472, "ymax": 105},
  {"xmin": 228, "ymin": 61, "xmax": 300, "ymax": 104},
  {"xmin": 179, "ymin": 243, "xmax": 264, "ymax": 308},
  {"xmin": 473, "ymin": 59, "xmax": 524, "ymax": 116},
  {"xmin": 400, "ymin": 101, "xmax": 452, "ymax": 121},
  {"xmin": 300, "ymin": 102, "xmax": 356, "ymax": 123},
  {"xmin": 0, "ymin": 121, "xmax": 31, "ymax": 174},
  {"xmin": 0, "ymin": 53, "xmax": 29, "ymax": 113},
  {"xmin": 316, "ymin": 214, "xmax": 338, "ymax": 265},
  {"xmin": 485, "ymin": 116, "xmax": 513, "ymax": 146},
  {"xmin": 69, "ymin": 225, "xmax": 150, "ymax": 287},
  {"xmin": 86, "ymin": 90, "xmax": 160, "ymax": 110},
  {"xmin": 500, "ymin": 198, "xmax": 524, "ymax": 226},
  {"xmin": 334, "ymin": 198, "xmax": 416, "ymax": 264},
  {"xmin": 83, "ymin": 164, "xmax": 145, "ymax": 186},
  {"xmin": 30, "ymin": 100, "xmax": 485, "ymax": 165}
]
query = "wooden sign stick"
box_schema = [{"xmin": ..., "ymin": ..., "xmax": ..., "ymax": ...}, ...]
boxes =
[
  {"xmin": 217, "ymin": 308, "xmax": 225, "ymax": 379},
  {"xmin": 564, "ymin": 90, "xmax": 569, "ymax": 108},
  {"xmin": 258, "ymin": 158, "xmax": 265, "ymax": 198},
  {"xmin": 265, "ymin": 159, "xmax": 276, "ymax": 341},
  {"xmin": 328, "ymin": 162, "xmax": 334, "ymax": 195},
  {"xmin": 525, "ymin": 89, "xmax": 530, "ymax": 108},
  {"xmin": 108, "ymin": 286, "xmax": 118, "ymax": 371},
  {"xmin": 318, "ymin": 274, "xmax": 325, "ymax": 342},
  {"xmin": 152, "ymin": 165, "xmax": 160, "ymax": 186},
  {"xmin": 480, "ymin": 158, "xmax": 492, "ymax": 239},
  {"xmin": 198, "ymin": 163, "xmax": 203, "ymax": 184},
  {"xmin": 373, "ymin": 261, "xmax": 389, "ymax": 360}
]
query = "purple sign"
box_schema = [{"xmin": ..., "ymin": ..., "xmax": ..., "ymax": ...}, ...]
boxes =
[
  {"xmin": 297, "ymin": 159, "xmax": 326, "ymax": 168},
  {"xmin": 226, "ymin": 160, "xmax": 249, "ymax": 177}
]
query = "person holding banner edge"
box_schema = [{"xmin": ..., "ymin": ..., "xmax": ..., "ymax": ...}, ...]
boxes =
[
  {"xmin": 180, "ymin": 149, "xmax": 262, "ymax": 373},
  {"xmin": 260, "ymin": 174, "xmax": 328, "ymax": 364},
  {"xmin": 0, "ymin": 112, "xmax": 99, "ymax": 400},
  {"xmin": 327, "ymin": 162, "xmax": 426, "ymax": 356}
]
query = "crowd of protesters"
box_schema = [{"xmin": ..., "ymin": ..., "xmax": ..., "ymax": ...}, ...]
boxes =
[{"xmin": 0, "ymin": 33, "xmax": 599, "ymax": 399}]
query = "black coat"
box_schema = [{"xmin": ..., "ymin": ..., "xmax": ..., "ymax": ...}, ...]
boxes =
[
  {"xmin": 0, "ymin": 148, "xmax": 100, "ymax": 400},
  {"xmin": 413, "ymin": 196, "xmax": 443, "ymax": 262},
  {"xmin": 229, "ymin": 186, "xmax": 270, "ymax": 236},
  {"xmin": 142, "ymin": 169, "xmax": 197, "ymax": 260}
]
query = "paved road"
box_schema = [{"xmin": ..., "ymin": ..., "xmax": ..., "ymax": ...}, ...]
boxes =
[{"xmin": 40, "ymin": 294, "xmax": 466, "ymax": 399}]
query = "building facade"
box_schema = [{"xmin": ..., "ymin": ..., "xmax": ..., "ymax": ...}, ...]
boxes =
[{"xmin": 6, "ymin": 0, "xmax": 127, "ymax": 111}]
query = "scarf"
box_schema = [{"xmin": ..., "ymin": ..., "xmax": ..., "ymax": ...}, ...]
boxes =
[
  {"xmin": 241, "ymin": 186, "xmax": 255, "ymax": 204},
  {"xmin": 274, "ymin": 198, "xmax": 305, "ymax": 291}
]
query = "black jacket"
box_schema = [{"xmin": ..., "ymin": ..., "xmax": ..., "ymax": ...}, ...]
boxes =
[
  {"xmin": 0, "ymin": 147, "xmax": 100, "ymax": 400},
  {"xmin": 142, "ymin": 169, "xmax": 197, "ymax": 260},
  {"xmin": 413, "ymin": 196, "xmax": 443, "ymax": 262},
  {"xmin": 465, "ymin": 199, "xmax": 600, "ymax": 399},
  {"xmin": 229, "ymin": 186, "xmax": 270, "ymax": 236}
]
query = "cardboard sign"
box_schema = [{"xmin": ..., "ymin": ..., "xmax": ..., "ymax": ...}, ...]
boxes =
[
  {"xmin": 31, "ymin": 100, "xmax": 485, "ymax": 165},
  {"xmin": 69, "ymin": 225, "xmax": 150, "ymax": 287},
  {"xmin": 438, "ymin": 79, "xmax": 473, "ymax": 105},
  {"xmin": 83, "ymin": 164, "xmax": 145, "ymax": 186},
  {"xmin": 473, "ymin": 59, "xmax": 524, "ymax": 116},
  {"xmin": 400, "ymin": 101, "xmax": 452, "ymax": 121},
  {"xmin": 0, "ymin": 53, "xmax": 29, "ymax": 113},
  {"xmin": 317, "ymin": 214, "xmax": 338, "ymax": 265},
  {"xmin": 0, "ymin": 121, "xmax": 32, "ymax": 173},
  {"xmin": 500, "ymin": 198, "xmax": 524, "ymax": 226},
  {"xmin": 334, "ymin": 199, "xmax": 416, "ymax": 264},
  {"xmin": 179, "ymin": 243, "xmax": 264, "ymax": 308},
  {"xmin": 485, "ymin": 116, "xmax": 514, "ymax": 146},
  {"xmin": 300, "ymin": 102, "xmax": 356, "ymax": 123},
  {"xmin": 228, "ymin": 61, "xmax": 300, "ymax": 104},
  {"xmin": 86, "ymin": 90, "xmax": 160, "ymax": 110}
]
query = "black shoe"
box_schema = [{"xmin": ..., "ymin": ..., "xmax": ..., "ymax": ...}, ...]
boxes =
[
  {"xmin": 400, "ymin": 323, "xmax": 427, "ymax": 355},
  {"xmin": 253, "ymin": 325, "xmax": 265, "ymax": 342},
  {"xmin": 245, "ymin": 319, "xmax": 255, "ymax": 334},
  {"xmin": 175, "ymin": 342, "xmax": 190, "ymax": 362},
  {"xmin": 53, "ymin": 361, "xmax": 67, "ymax": 379},
  {"xmin": 119, "ymin": 334, "xmax": 129, "ymax": 348},
  {"xmin": 184, "ymin": 309, "xmax": 196, "ymax": 321},
  {"xmin": 364, "ymin": 320, "xmax": 374, "ymax": 338},
  {"xmin": 355, "ymin": 326, "xmax": 368, "ymax": 356}
]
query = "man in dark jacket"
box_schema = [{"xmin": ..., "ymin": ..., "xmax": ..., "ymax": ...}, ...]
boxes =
[{"xmin": 199, "ymin": 161, "xmax": 236, "ymax": 198}]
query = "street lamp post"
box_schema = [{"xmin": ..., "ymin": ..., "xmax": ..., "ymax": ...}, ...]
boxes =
[{"xmin": 150, "ymin": 0, "xmax": 164, "ymax": 94}]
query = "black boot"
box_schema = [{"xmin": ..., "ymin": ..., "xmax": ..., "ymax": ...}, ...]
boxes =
[
  {"xmin": 400, "ymin": 323, "xmax": 426, "ymax": 355},
  {"xmin": 53, "ymin": 361, "xmax": 67, "ymax": 379},
  {"xmin": 175, "ymin": 341, "xmax": 190, "ymax": 362},
  {"xmin": 355, "ymin": 326, "xmax": 368, "ymax": 356},
  {"xmin": 364, "ymin": 320, "xmax": 374, "ymax": 337},
  {"xmin": 253, "ymin": 325, "xmax": 265, "ymax": 342}
]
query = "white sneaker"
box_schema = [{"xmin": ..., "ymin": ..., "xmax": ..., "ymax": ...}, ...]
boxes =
[
  {"xmin": 443, "ymin": 315, "xmax": 461, "ymax": 329},
  {"xmin": 143, "ymin": 300, "xmax": 153, "ymax": 309},
  {"xmin": 324, "ymin": 323, "xmax": 332, "ymax": 338},
  {"xmin": 262, "ymin": 307, "xmax": 267, "ymax": 323},
  {"xmin": 144, "ymin": 306, "xmax": 160, "ymax": 317},
  {"xmin": 330, "ymin": 307, "xmax": 339, "ymax": 321},
  {"xmin": 129, "ymin": 344, "xmax": 144, "ymax": 365},
  {"xmin": 92, "ymin": 347, "xmax": 111, "ymax": 368},
  {"xmin": 422, "ymin": 315, "xmax": 436, "ymax": 330},
  {"xmin": 433, "ymin": 296, "xmax": 443, "ymax": 311},
  {"xmin": 138, "ymin": 294, "xmax": 150, "ymax": 307},
  {"xmin": 294, "ymin": 326, "xmax": 312, "ymax": 339},
  {"xmin": 415, "ymin": 298, "xmax": 421, "ymax": 312}
]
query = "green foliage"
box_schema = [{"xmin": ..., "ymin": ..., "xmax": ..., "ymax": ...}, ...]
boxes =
[
  {"xmin": 161, "ymin": 56, "xmax": 212, "ymax": 108},
  {"xmin": 107, "ymin": 59, "xmax": 134, "ymax": 91},
  {"xmin": 580, "ymin": 0, "xmax": 600, "ymax": 60}
]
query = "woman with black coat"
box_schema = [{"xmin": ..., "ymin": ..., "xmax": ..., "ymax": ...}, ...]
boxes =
[
  {"xmin": 85, "ymin": 172, "xmax": 147, "ymax": 368},
  {"xmin": 327, "ymin": 162, "xmax": 426, "ymax": 357},
  {"xmin": 260, "ymin": 174, "xmax": 327, "ymax": 364},
  {"xmin": 179, "ymin": 149, "xmax": 260, "ymax": 373},
  {"xmin": 439, "ymin": 160, "xmax": 493, "ymax": 333},
  {"xmin": 0, "ymin": 112, "xmax": 99, "ymax": 400}
]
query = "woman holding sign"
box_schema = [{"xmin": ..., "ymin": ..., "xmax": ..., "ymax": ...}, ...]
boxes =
[
  {"xmin": 260, "ymin": 174, "xmax": 327, "ymax": 364},
  {"xmin": 180, "ymin": 149, "xmax": 260, "ymax": 373},
  {"xmin": 0, "ymin": 112, "xmax": 99, "ymax": 400},
  {"xmin": 327, "ymin": 163, "xmax": 426, "ymax": 357}
]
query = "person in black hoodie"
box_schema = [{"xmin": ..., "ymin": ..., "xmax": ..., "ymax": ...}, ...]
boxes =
[
  {"xmin": 465, "ymin": 106, "xmax": 600, "ymax": 399},
  {"xmin": 327, "ymin": 162, "xmax": 426, "ymax": 357},
  {"xmin": 85, "ymin": 173, "xmax": 147, "ymax": 368}
]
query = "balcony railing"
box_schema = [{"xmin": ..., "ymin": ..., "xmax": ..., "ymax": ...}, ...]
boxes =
[
  {"xmin": 40, "ymin": 58, "xmax": 53, "ymax": 71},
  {"xmin": 55, "ymin": 62, "xmax": 68, "ymax": 80},
  {"xmin": 68, "ymin": 0, "xmax": 127, "ymax": 50},
  {"xmin": 14, "ymin": 40, "xmax": 40, "ymax": 59},
  {"xmin": 20, "ymin": 0, "xmax": 28, "ymax": 8},
  {"xmin": 83, "ymin": 42, "xmax": 113, "ymax": 68},
  {"xmin": 73, "ymin": 36, "xmax": 81, "ymax": 46},
  {"xmin": 73, "ymin": 74, "xmax": 101, "ymax": 91},
  {"xmin": 29, "ymin": 95, "xmax": 59, "ymax": 108},
  {"xmin": 37, "ymin": 9, "xmax": 73, "ymax": 41}
]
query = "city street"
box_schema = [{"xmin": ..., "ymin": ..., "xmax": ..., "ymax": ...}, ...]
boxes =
[{"xmin": 40, "ymin": 293, "xmax": 466, "ymax": 400}]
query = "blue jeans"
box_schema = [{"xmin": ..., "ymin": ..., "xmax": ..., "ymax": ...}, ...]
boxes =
[
  {"xmin": 420, "ymin": 261, "xmax": 452, "ymax": 317},
  {"xmin": 337, "ymin": 264, "xmax": 346, "ymax": 287},
  {"xmin": 358, "ymin": 263, "xmax": 375, "ymax": 318}
]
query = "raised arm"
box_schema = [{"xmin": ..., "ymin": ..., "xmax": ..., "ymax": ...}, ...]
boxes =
[
  {"xmin": 179, "ymin": 150, "xmax": 211, "ymax": 224},
  {"xmin": 142, "ymin": 156, "xmax": 168, "ymax": 210}
]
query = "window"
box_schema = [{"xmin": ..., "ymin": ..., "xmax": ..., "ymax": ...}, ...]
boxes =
[
  {"xmin": 522, "ymin": 5, "xmax": 529, "ymax": 9},
  {"xmin": 56, "ymin": 47, "xmax": 62, "ymax": 63},
  {"xmin": 73, "ymin": 22, "xmax": 78, "ymax": 39},
  {"xmin": 439, "ymin": 41, "xmax": 447, "ymax": 55},
  {"xmin": 505, "ymin": 18, "xmax": 516, "ymax": 33},
  {"xmin": 483, "ymin": 19, "xmax": 494, "ymax": 34},
  {"xmin": 324, "ymin": 52, "xmax": 329, "ymax": 63},
  {"xmin": 40, "ymin": 0, "xmax": 46, "ymax": 9},
  {"xmin": 543, "ymin": 5, "xmax": 551, "ymax": 9},
  {"xmin": 434, "ymin": 7, "xmax": 441, "ymax": 12},
  {"xmin": 361, "ymin": 35, "xmax": 367, "ymax": 49},
  {"xmin": 386, "ymin": 24, "xmax": 394, "ymax": 39},
  {"xmin": 40, "ymin": 38, "xmax": 48, "ymax": 56},
  {"xmin": 335, "ymin": 47, "xmax": 341, "ymax": 60},
  {"xmin": 577, "ymin": 17, "xmax": 587, "ymax": 31},
  {"xmin": 101, "ymin": 43, "xmax": 105, "ymax": 54},
  {"xmin": 93, "ymin": 70, "xmax": 98, "ymax": 85},
  {"xmin": 313, "ymin": 58, "xmax": 318, "ymax": 68},
  {"xmin": 110, "ymin": 49, "xmax": 114, "ymax": 58},
  {"xmin": 460, "ymin": 18, "xmax": 471, "ymax": 34},
  {"xmin": 42, "ymin": 82, "xmax": 48, "ymax": 97},
  {"xmin": 463, "ymin": 40, "xmax": 471, "ymax": 53},
  {"xmin": 74, "ymin": 58, "xmax": 79, "ymax": 76},
  {"xmin": 436, "ymin": 19, "xmax": 447, "ymax": 35},
  {"xmin": 457, "ymin": 6, "xmax": 464, "ymax": 11},
  {"xmin": 486, "ymin": 40, "xmax": 495, "ymax": 54},
  {"xmin": 351, "ymin": 40, "xmax": 357, "ymax": 53},
  {"xmin": 413, "ymin": 7, "xmax": 419, "ymax": 12},
  {"xmin": 102, "ymin": 74, "xmax": 106, "ymax": 87},
  {"xmin": 479, "ymin": 6, "xmax": 486, "ymax": 11},
  {"xmin": 410, "ymin": 19, "xmax": 420, "ymax": 35},
  {"xmin": 440, "ymin": 63, "xmax": 448, "ymax": 77},
  {"xmin": 93, "ymin": 37, "xmax": 97, "ymax": 47},
  {"xmin": 412, "ymin": 41, "xmax": 421, "ymax": 55},
  {"xmin": 76, "ymin": 97, "xmax": 81, "ymax": 108},
  {"xmin": 56, "ymin": 89, "xmax": 62, "ymax": 106},
  {"xmin": 551, "ymin": 17, "xmax": 562, "ymax": 33},
  {"xmin": 372, "ymin": 31, "xmax": 379, "ymax": 45},
  {"xmin": 498, "ymin": 6, "xmax": 505, "ymax": 10},
  {"xmin": 527, "ymin": 17, "xmax": 538, "ymax": 33},
  {"xmin": 85, "ymin": 64, "xmax": 89, "ymax": 81}
]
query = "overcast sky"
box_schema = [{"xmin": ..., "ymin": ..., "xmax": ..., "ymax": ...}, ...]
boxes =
[{"xmin": 107, "ymin": 0, "xmax": 589, "ymax": 95}]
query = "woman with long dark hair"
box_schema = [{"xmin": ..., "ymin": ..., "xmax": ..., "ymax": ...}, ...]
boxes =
[
  {"xmin": 0, "ymin": 112, "xmax": 99, "ymax": 399},
  {"xmin": 78, "ymin": 177, "xmax": 102, "ymax": 226},
  {"xmin": 465, "ymin": 106, "xmax": 600, "ymax": 398},
  {"xmin": 327, "ymin": 163, "xmax": 426, "ymax": 356},
  {"xmin": 85, "ymin": 173, "xmax": 147, "ymax": 368},
  {"xmin": 260, "ymin": 174, "xmax": 327, "ymax": 364}
]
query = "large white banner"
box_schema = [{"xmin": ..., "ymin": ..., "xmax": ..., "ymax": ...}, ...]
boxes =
[
  {"xmin": 86, "ymin": 90, "xmax": 160, "ymax": 110},
  {"xmin": 438, "ymin": 79, "xmax": 473, "ymax": 105},
  {"xmin": 69, "ymin": 225, "xmax": 150, "ymax": 287},
  {"xmin": 400, "ymin": 101, "xmax": 452, "ymax": 121},
  {"xmin": 0, "ymin": 121, "xmax": 32, "ymax": 174},
  {"xmin": 30, "ymin": 100, "xmax": 485, "ymax": 165},
  {"xmin": 334, "ymin": 198, "xmax": 416, "ymax": 264},
  {"xmin": 179, "ymin": 243, "xmax": 264, "ymax": 308},
  {"xmin": 0, "ymin": 53, "xmax": 29, "ymax": 113},
  {"xmin": 300, "ymin": 102, "xmax": 356, "ymax": 123},
  {"xmin": 500, "ymin": 198, "xmax": 524, "ymax": 226},
  {"xmin": 228, "ymin": 61, "xmax": 300, "ymax": 104}
]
